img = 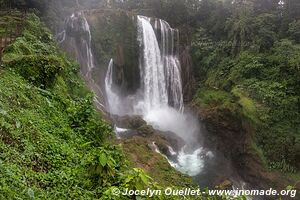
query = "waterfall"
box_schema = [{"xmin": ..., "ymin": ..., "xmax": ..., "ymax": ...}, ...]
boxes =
[
  {"xmin": 57, "ymin": 11, "xmax": 105, "ymax": 110},
  {"xmin": 137, "ymin": 16, "xmax": 205, "ymax": 176},
  {"xmin": 64, "ymin": 12, "xmax": 95, "ymax": 77},
  {"xmin": 104, "ymin": 15, "xmax": 206, "ymax": 177},
  {"xmin": 157, "ymin": 19, "xmax": 183, "ymax": 111},
  {"xmin": 82, "ymin": 14, "xmax": 95, "ymax": 77},
  {"xmin": 137, "ymin": 16, "xmax": 169, "ymax": 113},
  {"xmin": 57, "ymin": 12, "xmax": 241, "ymax": 186},
  {"xmin": 137, "ymin": 16, "xmax": 184, "ymax": 113},
  {"xmin": 104, "ymin": 15, "xmax": 184, "ymax": 115},
  {"xmin": 105, "ymin": 59, "xmax": 121, "ymax": 114}
]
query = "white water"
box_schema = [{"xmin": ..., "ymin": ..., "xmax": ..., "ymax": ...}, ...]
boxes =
[
  {"xmin": 114, "ymin": 126, "xmax": 129, "ymax": 139},
  {"xmin": 170, "ymin": 147, "xmax": 205, "ymax": 176},
  {"xmin": 137, "ymin": 16, "xmax": 169, "ymax": 113},
  {"xmin": 56, "ymin": 30, "xmax": 66, "ymax": 44},
  {"xmin": 144, "ymin": 106, "xmax": 199, "ymax": 144},
  {"xmin": 152, "ymin": 142, "xmax": 210, "ymax": 177},
  {"xmin": 65, "ymin": 12, "xmax": 95, "ymax": 77},
  {"xmin": 83, "ymin": 15, "xmax": 95, "ymax": 77},
  {"xmin": 136, "ymin": 16, "xmax": 206, "ymax": 176},
  {"xmin": 104, "ymin": 15, "xmax": 209, "ymax": 177},
  {"xmin": 105, "ymin": 16, "xmax": 184, "ymax": 116},
  {"xmin": 136, "ymin": 16, "xmax": 184, "ymax": 113},
  {"xmin": 144, "ymin": 106, "xmax": 208, "ymax": 176},
  {"xmin": 57, "ymin": 11, "xmax": 105, "ymax": 111},
  {"xmin": 157, "ymin": 19, "xmax": 183, "ymax": 111},
  {"xmin": 105, "ymin": 59, "xmax": 122, "ymax": 114}
]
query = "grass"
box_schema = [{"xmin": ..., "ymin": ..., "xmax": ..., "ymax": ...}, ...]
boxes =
[{"xmin": 0, "ymin": 12, "xmax": 113, "ymax": 199}]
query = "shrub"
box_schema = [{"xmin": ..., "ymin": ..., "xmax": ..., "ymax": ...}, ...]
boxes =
[{"xmin": 5, "ymin": 55, "xmax": 63, "ymax": 88}]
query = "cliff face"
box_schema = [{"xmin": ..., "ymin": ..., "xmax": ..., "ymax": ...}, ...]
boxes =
[
  {"xmin": 86, "ymin": 9, "xmax": 140, "ymax": 95},
  {"xmin": 180, "ymin": 46, "xmax": 195, "ymax": 103}
]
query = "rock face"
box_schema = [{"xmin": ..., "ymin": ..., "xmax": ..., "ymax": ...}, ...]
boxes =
[
  {"xmin": 113, "ymin": 115, "xmax": 185, "ymax": 153},
  {"xmin": 111, "ymin": 112, "xmax": 197, "ymax": 187},
  {"xmin": 86, "ymin": 9, "xmax": 140, "ymax": 95},
  {"xmin": 180, "ymin": 46, "xmax": 195, "ymax": 103}
]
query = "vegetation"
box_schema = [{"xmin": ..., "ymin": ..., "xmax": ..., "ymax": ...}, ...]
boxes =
[
  {"xmin": 1, "ymin": 0, "xmax": 299, "ymax": 199},
  {"xmin": 0, "ymin": 13, "xmax": 178, "ymax": 199},
  {"xmin": 189, "ymin": 0, "xmax": 300, "ymax": 173},
  {"xmin": 95, "ymin": 0, "xmax": 300, "ymax": 175},
  {"xmin": 120, "ymin": 136, "xmax": 195, "ymax": 188}
]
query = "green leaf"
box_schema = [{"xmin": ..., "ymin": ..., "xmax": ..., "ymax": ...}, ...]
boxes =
[
  {"xmin": 124, "ymin": 175, "xmax": 134, "ymax": 183},
  {"xmin": 99, "ymin": 153, "xmax": 107, "ymax": 167},
  {"xmin": 286, "ymin": 185, "xmax": 294, "ymax": 190},
  {"xmin": 139, "ymin": 173, "xmax": 149, "ymax": 185}
]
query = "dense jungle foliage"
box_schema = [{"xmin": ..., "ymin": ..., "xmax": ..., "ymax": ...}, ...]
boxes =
[
  {"xmin": 0, "ymin": 0, "xmax": 299, "ymax": 199},
  {"xmin": 188, "ymin": 0, "xmax": 300, "ymax": 173}
]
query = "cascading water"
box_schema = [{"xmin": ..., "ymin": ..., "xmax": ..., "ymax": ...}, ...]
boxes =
[
  {"xmin": 104, "ymin": 16, "xmax": 184, "ymax": 116},
  {"xmin": 58, "ymin": 12, "xmax": 94, "ymax": 76},
  {"xmin": 57, "ymin": 10, "xmax": 247, "ymax": 192},
  {"xmin": 105, "ymin": 59, "xmax": 121, "ymax": 114},
  {"xmin": 136, "ymin": 16, "xmax": 184, "ymax": 113},
  {"xmin": 156, "ymin": 18, "xmax": 183, "ymax": 111},
  {"xmin": 137, "ymin": 16, "xmax": 169, "ymax": 113},
  {"xmin": 57, "ymin": 11, "xmax": 105, "ymax": 110},
  {"xmin": 105, "ymin": 15, "xmax": 209, "ymax": 176}
]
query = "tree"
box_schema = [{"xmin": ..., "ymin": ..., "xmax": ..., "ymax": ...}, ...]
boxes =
[
  {"xmin": 288, "ymin": 20, "xmax": 300, "ymax": 43},
  {"xmin": 253, "ymin": 13, "xmax": 277, "ymax": 51}
]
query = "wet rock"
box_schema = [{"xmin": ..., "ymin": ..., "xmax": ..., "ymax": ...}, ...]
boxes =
[
  {"xmin": 180, "ymin": 46, "xmax": 195, "ymax": 103},
  {"xmin": 113, "ymin": 115, "xmax": 146, "ymax": 129},
  {"xmin": 137, "ymin": 124, "xmax": 155, "ymax": 136},
  {"xmin": 118, "ymin": 136, "xmax": 196, "ymax": 187}
]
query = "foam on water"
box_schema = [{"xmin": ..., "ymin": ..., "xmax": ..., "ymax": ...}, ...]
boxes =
[{"xmin": 170, "ymin": 147, "xmax": 205, "ymax": 176}]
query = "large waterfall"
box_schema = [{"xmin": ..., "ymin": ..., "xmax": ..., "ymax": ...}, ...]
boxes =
[
  {"xmin": 105, "ymin": 15, "xmax": 207, "ymax": 176},
  {"xmin": 137, "ymin": 16, "xmax": 169, "ymax": 113},
  {"xmin": 137, "ymin": 16, "xmax": 184, "ymax": 113},
  {"xmin": 105, "ymin": 16, "xmax": 184, "ymax": 116}
]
